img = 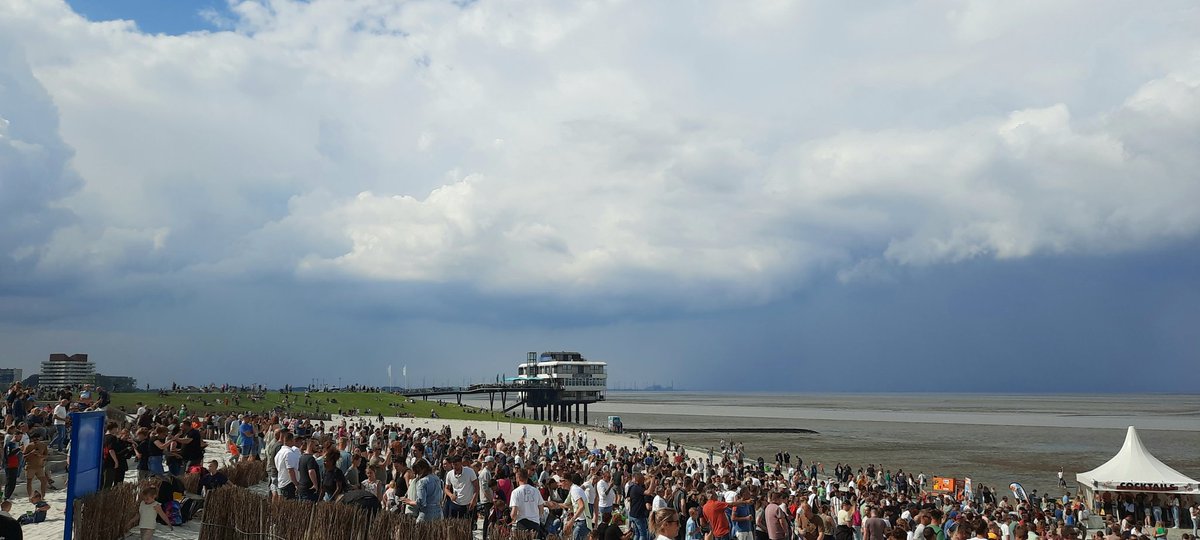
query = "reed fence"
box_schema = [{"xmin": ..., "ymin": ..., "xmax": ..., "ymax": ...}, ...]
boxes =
[{"xmin": 200, "ymin": 486, "xmax": 481, "ymax": 540}]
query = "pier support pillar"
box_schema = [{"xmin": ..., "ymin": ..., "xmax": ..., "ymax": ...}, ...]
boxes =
[
  {"xmin": 584, "ymin": 404, "xmax": 588, "ymax": 425},
  {"xmin": 575, "ymin": 404, "xmax": 580, "ymax": 423}
]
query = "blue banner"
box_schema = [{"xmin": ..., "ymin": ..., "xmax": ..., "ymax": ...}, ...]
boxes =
[{"xmin": 64, "ymin": 411, "xmax": 107, "ymax": 540}]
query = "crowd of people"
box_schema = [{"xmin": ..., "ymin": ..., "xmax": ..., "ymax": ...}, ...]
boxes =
[
  {"xmin": 3, "ymin": 381, "xmax": 1199, "ymax": 540},
  {"xmin": 198, "ymin": 411, "xmax": 1200, "ymax": 540}
]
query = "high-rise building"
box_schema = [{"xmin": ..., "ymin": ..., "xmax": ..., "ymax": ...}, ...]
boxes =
[
  {"xmin": 0, "ymin": 369, "xmax": 22, "ymax": 387},
  {"xmin": 39, "ymin": 353, "xmax": 96, "ymax": 388}
]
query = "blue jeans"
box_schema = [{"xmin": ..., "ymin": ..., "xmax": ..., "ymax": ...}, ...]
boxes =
[
  {"xmin": 52, "ymin": 425, "xmax": 67, "ymax": 452},
  {"xmin": 630, "ymin": 517, "xmax": 649, "ymax": 540},
  {"xmin": 447, "ymin": 502, "xmax": 471, "ymax": 520},
  {"xmin": 571, "ymin": 521, "xmax": 590, "ymax": 540},
  {"xmin": 148, "ymin": 456, "xmax": 164, "ymax": 474}
]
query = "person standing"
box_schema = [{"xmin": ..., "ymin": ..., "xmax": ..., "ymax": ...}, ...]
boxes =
[
  {"xmin": 628, "ymin": 473, "xmax": 651, "ymax": 540},
  {"xmin": 478, "ymin": 457, "xmax": 496, "ymax": 539},
  {"xmin": 137, "ymin": 486, "xmax": 172, "ymax": 539},
  {"xmin": 401, "ymin": 458, "xmax": 444, "ymax": 522},
  {"xmin": 598, "ymin": 470, "xmax": 617, "ymax": 516},
  {"xmin": 445, "ymin": 455, "xmax": 480, "ymax": 521},
  {"xmin": 863, "ymin": 507, "xmax": 888, "ymax": 540},
  {"xmin": 650, "ymin": 507, "xmax": 683, "ymax": 540},
  {"xmin": 227, "ymin": 415, "xmax": 242, "ymax": 452},
  {"xmin": 564, "ymin": 474, "xmax": 590, "ymax": 540},
  {"xmin": 319, "ymin": 447, "xmax": 347, "ymax": 502},
  {"xmin": 265, "ymin": 429, "xmax": 283, "ymax": 502},
  {"xmin": 239, "ymin": 418, "xmax": 257, "ymax": 461},
  {"xmin": 296, "ymin": 439, "xmax": 321, "ymax": 502},
  {"xmin": 765, "ymin": 491, "xmax": 790, "ymax": 540},
  {"xmin": 703, "ymin": 489, "xmax": 752, "ymax": 540},
  {"xmin": 174, "ymin": 420, "xmax": 205, "ymax": 469},
  {"xmin": 273, "ymin": 431, "xmax": 299, "ymax": 500},
  {"xmin": 2, "ymin": 426, "xmax": 26, "ymax": 501},
  {"xmin": 51, "ymin": 399, "xmax": 69, "ymax": 453},
  {"xmin": 510, "ymin": 468, "xmax": 548, "ymax": 538},
  {"xmin": 23, "ymin": 432, "xmax": 50, "ymax": 498}
]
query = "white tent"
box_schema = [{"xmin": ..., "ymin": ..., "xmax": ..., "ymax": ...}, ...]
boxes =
[{"xmin": 1076, "ymin": 426, "xmax": 1200, "ymax": 499}]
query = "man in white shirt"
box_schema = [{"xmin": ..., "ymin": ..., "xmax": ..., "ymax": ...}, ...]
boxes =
[
  {"xmin": 228, "ymin": 416, "xmax": 242, "ymax": 445},
  {"xmin": 511, "ymin": 469, "xmax": 549, "ymax": 535},
  {"xmin": 563, "ymin": 473, "xmax": 590, "ymax": 540},
  {"xmin": 597, "ymin": 470, "xmax": 617, "ymax": 515},
  {"xmin": 912, "ymin": 512, "xmax": 929, "ymax": 540},
  {"xmin": 998, "ymin": 516, "xmax": 1012, "ymax": 540},
  {"xmin": 444, "ymin": 454, "xmax": 480, "ymax": 521},
  {"xmin": 51, "ymin": 400, "xmax": 69, "ymax": 452},
  {"xmin": 273, "ymin": 431, "xmax": 299, "ymax": 500}
]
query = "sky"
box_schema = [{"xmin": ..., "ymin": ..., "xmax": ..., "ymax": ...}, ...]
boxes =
[{"xmin": 1, "ymin": 0, "xmax": 1198, "ymax": 392}]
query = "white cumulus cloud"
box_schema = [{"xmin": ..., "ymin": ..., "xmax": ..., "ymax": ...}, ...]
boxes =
[{"xmin": 1, "ymin": 0, "xmax": 1198, "ymax": 311}]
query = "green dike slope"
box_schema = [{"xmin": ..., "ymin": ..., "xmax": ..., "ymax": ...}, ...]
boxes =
[{"xmin": 108, "ymin": 391, "xmax": 541, "ymax": 424}]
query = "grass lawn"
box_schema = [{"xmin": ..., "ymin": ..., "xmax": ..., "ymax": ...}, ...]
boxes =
[{"xmin": 108, "ymin": 391, "xmax": 542, "ymax": 424}]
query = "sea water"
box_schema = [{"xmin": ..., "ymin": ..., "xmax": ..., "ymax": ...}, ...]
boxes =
[{"xmin": 578, "ymin": 392, "xmax": 1200, "ymax": 496}]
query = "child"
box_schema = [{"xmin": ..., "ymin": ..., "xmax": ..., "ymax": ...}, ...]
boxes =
[
  {"xmin": 28, "ymin": 491, "xmax": 48, "ymax": 523},
  {"xmin": 136, "ymin": 486, "xmax": 172, "ymax": 539},
  {"xmin": 384, "ymin": 480, "xmax": 398, "ymax": 512}
]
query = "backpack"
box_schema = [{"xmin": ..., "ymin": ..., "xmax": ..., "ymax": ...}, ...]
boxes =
[
  {"xmin": 3, "ymin": 442, "xmax": 18, "ymax": 469},
  {"xmin": 162, "ymin": 501, "xmax": 183, "ymax": 526}
]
